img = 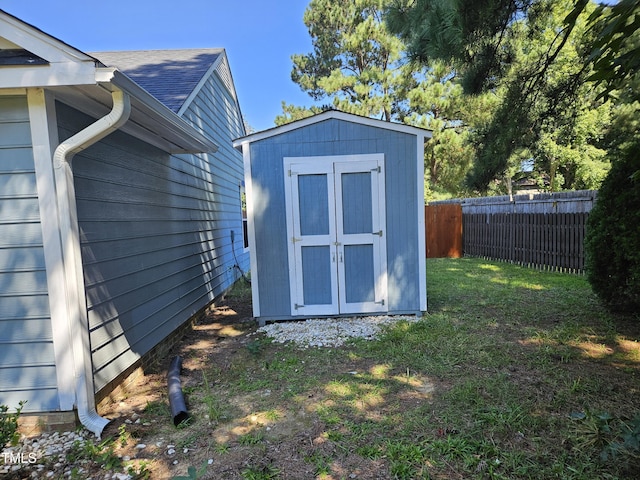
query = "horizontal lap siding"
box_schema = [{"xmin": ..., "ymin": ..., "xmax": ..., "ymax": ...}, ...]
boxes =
[
  {"xmin": 58, "ymin": 65, "xmax": 246, "ymax": 393},
  {"xmin": 0, "ymin": 95, "xmax": 58, "ymax": 412},
  {"xmin": 182, "ymin": 68, "xmax": 249, "ymax": 276},
  {"xmin": 250, "ymin": 119, "xmax": 419, "ymax": 318}
]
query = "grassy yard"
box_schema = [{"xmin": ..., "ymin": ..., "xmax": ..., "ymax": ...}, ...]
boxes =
[
  {"xmin": 157, "ymin": 257, "xmax": 639, "ymax": 479},
  {"xmin": 350, "ymin": 258, "xmax": 640, "ymax": 479},
  {"xmin": 47, "ymin": 258, "xmax": 640, "ymax": 479}
]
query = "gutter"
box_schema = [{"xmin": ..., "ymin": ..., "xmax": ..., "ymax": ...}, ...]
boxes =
[{"xmin": 53, "ymin": 87, "xmax": 131, "ymax": 437}]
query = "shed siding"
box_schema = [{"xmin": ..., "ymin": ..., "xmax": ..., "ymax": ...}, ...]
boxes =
[
  {"xmin": 0, "ymin": 95, "xmax": 58, "ymax": 412},
  {"xmin": 57, "ymin": 67, "xmax": 247, "ymax": 393},
  {"xmin": 249, "ymin": 118, "xmax": 420, "ymax": 319}
]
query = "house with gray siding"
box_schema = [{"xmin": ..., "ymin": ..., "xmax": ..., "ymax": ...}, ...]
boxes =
[
  {"xmin": 0, "ymin": 9, "xmax": 248, "ymax": 436},
  {"xmin": 233, "ymin": 111, "xmax": 431, "ymax": 325}
]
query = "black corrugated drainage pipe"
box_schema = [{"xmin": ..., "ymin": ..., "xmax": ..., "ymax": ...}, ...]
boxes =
[{"xmin": 168, "ymin": 356, "xmax": 189, "ymax": 426}]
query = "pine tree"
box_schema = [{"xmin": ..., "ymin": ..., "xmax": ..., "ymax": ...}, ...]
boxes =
[
  {"xmin": 388, "ymin": 0, "xmax": 628, "ymax": 193},
  {"xmin": 282, "ymin": 0, "xmax": 477, "ymax": 198}
]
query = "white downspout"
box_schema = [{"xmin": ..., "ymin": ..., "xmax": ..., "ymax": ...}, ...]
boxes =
[{"xmin": 53, "ymin": 88, "xmax": 131, "ymax": 437}]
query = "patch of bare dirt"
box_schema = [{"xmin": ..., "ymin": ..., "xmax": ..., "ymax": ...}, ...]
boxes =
[{"xmin": 96, "ymin": 289, "xmax": 398, "ymax": 479}]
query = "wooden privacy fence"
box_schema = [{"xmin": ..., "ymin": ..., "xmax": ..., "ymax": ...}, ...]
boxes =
[
  {"xmin": 425, "ymin": 203, "xmax": 462, "ymax": 258},
  {"xmin": 464, "ymin": 211, "xmax": 589, "ymax": 272},
  {"xmin": 427, "ymin": 190, "xmax": 597, "ymax": 273}
]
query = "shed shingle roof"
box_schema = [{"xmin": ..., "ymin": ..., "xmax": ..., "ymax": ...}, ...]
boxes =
[{"xmin": 91, "ymin": 49, "xmax": 223, "ymax": 113}]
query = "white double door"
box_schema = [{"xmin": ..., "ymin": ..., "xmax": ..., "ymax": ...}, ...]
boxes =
[{"xmin": 284, "ymin": 154, "xmax": 387, "ymax": 316}]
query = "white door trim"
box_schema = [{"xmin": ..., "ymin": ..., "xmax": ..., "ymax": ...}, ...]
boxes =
[
  {"xmin": 285, "ymin": 158, "xmax": 338, "ymax": 316},
  {"xmin": 334, "ymin": 159, "xmax": 387, "ymax": 314},
  {"xmin": 284, "ymin": 154, "xmax": 387, "ymax": 317}
]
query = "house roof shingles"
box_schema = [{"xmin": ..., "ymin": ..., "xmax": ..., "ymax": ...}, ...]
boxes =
[{"xmin": 92, "ymin": 49, "xmax": 223, "ymax": 113}]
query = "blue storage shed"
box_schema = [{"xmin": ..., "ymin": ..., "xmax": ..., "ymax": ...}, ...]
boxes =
[{"xmin": 233, "ymin": 111, "xmax": 431, "ymax": 324}]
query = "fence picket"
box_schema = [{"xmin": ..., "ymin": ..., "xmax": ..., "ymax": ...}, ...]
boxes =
[{"xmin": 428, "ymin": 190, "xmax": 596, "ymax": 273}]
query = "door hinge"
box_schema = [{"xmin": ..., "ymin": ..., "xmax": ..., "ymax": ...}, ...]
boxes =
[
  {"xmin": 375, "ymin": 299, "xmax": 385, "ymax": 306},
  {"xmin": 294, "ymin": 303, "xmax": 304, "ymax": 310},
  {"xmin": 292, "ymin": 237, "xmax": 302, "ymax": 243},
  {"xmin": 371, "ymin": 166, "xmax": 381, "ymax": 173},
  {"xmin": 373, "ymin": 230, "xmax": 383, "ymax": 237}
]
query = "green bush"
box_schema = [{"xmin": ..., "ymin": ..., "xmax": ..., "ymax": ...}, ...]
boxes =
[
  {"xmin": 571, "ymin": 410, "xmax": 640, "ymax": 471},
  {"xmin": 585, "ymin": 142, "xmax": 640, "ymax": 312},
  {"xmin": 1, "ymin": 401, "xmax": 25, "ymax": 447}
]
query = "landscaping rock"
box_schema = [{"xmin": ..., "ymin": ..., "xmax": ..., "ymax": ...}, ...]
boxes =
[{"xmin": 256, "ymin": 315, "xmax": 419, "ymax": 347}]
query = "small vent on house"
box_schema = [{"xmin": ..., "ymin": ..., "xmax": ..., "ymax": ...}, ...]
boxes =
[{"xmin": 0, "ymin": 49, "xmax": 48, "ymax": 66}]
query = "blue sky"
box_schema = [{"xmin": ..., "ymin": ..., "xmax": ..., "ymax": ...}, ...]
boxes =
[{"xmin": 2, "ymin": 0, "xmax": 317, "ymax": 131}]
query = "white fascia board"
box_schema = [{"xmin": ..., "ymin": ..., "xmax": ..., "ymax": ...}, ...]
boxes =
[
  {"xmin": 1, "ymin": 10, "xmax": 98, "ymax": 88},
  {"xmin": 176, "ymin": 52, "xmax": 223, "ymax": 117},
  {"xmin": 1, "ymin": 10, "xmax": 94, "ymax": 64},
  {"xmin": 2, "ymin": 6, "xmax": 219, "ymax": 154},
  {"xmin": 233, "ymin": 110, "xmax": 432, "ymax": 150},
  {"xmin": 0, "ymin": 62, "xmax": 98, "ymax": 89},
  {"xmin": 52, "ymin": 68, "xmax": 218, "ymax": 154}
]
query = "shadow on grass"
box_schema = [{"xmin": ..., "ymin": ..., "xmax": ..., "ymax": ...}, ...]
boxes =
[{"xmin": 100, "ymin": 259, "xmax": 640, "ymax": 479}]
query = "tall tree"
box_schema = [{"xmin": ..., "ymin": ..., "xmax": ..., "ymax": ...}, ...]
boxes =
[
  {"xmin": 282, "ymin": 0, "xmax": 477, "ymax": 198},
  {"xmin": 584, "ymin": 0, "xmax": 640, "ymax": 102},
  {"xmin": 274, "ymin": 102, "xmax": 325, "ymax": 126},
  {"xmin": 387, "ymin": 0, "xmax": 533, "ymax": 93},
  {"xmin": 403, "ymin": 60, "xmax": 495, "ymax": 197},
  {"xmin": 388, "ymin": 0, "xmax": 620, "ymax": 193},
  {"xmin": 289, "ymin": 0, "xmax": 411, "ymax": 121}
]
